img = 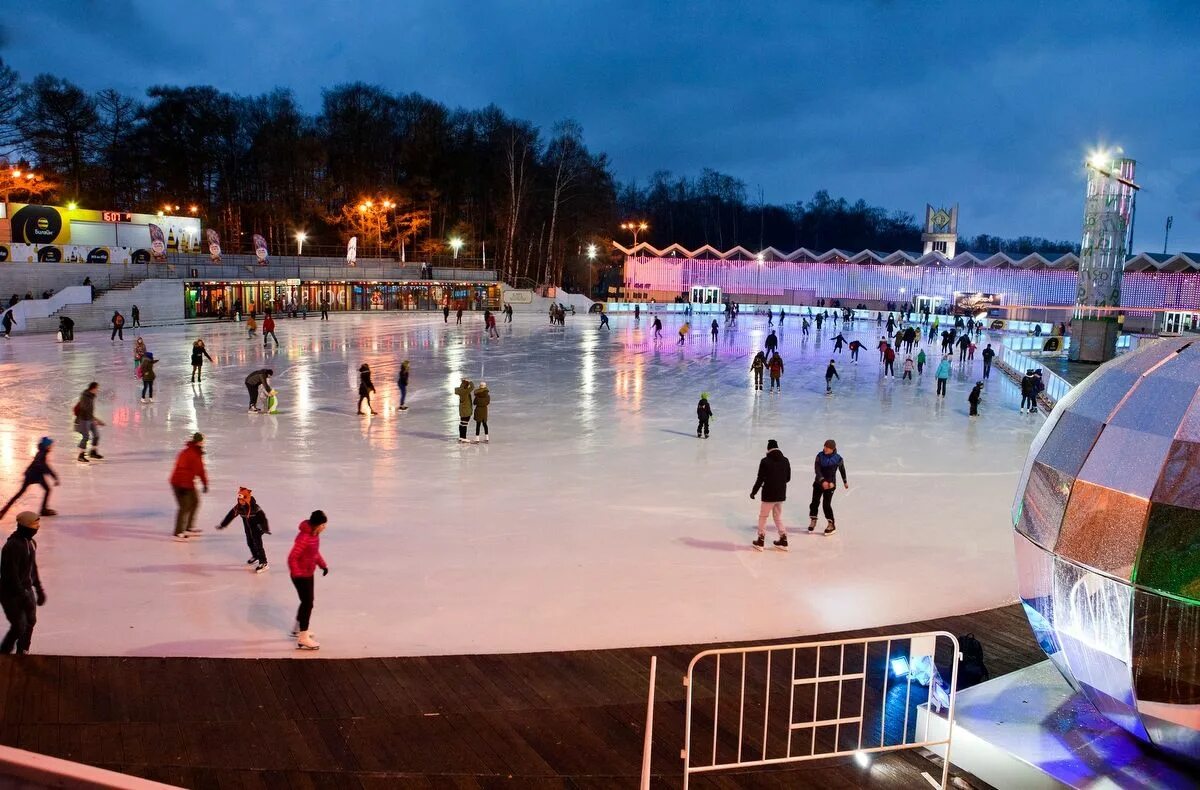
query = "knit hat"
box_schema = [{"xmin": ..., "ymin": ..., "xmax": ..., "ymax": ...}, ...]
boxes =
[
  {"xmin": 15, "ymin": 511, "xmax": 39, "ymax": 528},
  {"xmin": 359, "ymin": 364, "xmax": 369, "ymax": 372},
  {"xmin": 37, "ymin": 437, "xmax": 53, "ymax": 449},
  {"xmin": 309, "ymin": 510, "xmax": 328, "ymax": 526},
  {"xmin": 767, "ymin": 439, "xmax": 779, "ymax": 451},
  {"xmin": 700, "ymin": 392, "xmax": 709, "ymax": 400},
  {"xmin": 145, "ymin": 352, "xmax": 153, "ymax": 359},
  {"xmin": 192, "ymin": 432, "xmax": 204, "ymax": 443}
]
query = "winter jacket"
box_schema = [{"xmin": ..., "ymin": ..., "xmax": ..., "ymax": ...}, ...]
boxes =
[
  {"xmin": 814, "ymin": 452, "xmax": 847, "ymax": 486},
  {"xmin": 74, "ymin": 390, "xmax": 96, "ymax": 422},
  {"xmin": 936, "ymin": 360, "xmax": 952, "ymax": 379},
  {"xmin": 455, "ymin": 381, "xmax": 475, "ymax": 419},
  {"xmin": 768, "ymin": 356, "xmax": 784, "ymax": 377},
  {"xmin": 139, "ymin": 357, "xmax": 157, "ymax": 381},
  {"xmin": 825, "ymin": 363, "xmax": 839, "ymax": 381},
  {"xmin": 473, "ymin": 386, "xmax": 490, "ymax": 421},
  {"xmin": 969, "ymin": 385, "xmax": 983, "ymax": 405},
  {"xmin": 0, "ymin": 526, "xmax": 42, "ymax": 599},
  {"xmin": 958, "ymin": 335, "xmax": 971, "ymax": 349},
  {"xmin": 263, "ymin": 317, "xmax": 275, "ymax": 333},
  {"xmin": 884, "ymin": 347, "xmax": 896, "ymax": 363},
  {"xmin": 398, "ymin": 364, "xmax": 409, "ymax": 387},
  {"xmin": 245, "ymin": 369, "xmax": 272, "ymax": 388},
  {"xmin": 751, "ymin": 449, "xmax": 791, "ymax": 502},
  {"xmin": 359, "ymin": 370, "xmax": 376, "ymax": 396},
  {"xmin": 169, "ymin": 441, "xmax": 208, "ymax": 490},
  {"xmin": 765, "ymin": 333, "xmax": 778, "ymax": 350},
  {"xmin": 191, "ymin": 345, "xmax": 213, "ymax": 366},
  {"xmin": 112, "ymin": 314, "xmax": 124, "ymax": 328},
  {"xmin": 981, "ymin": 347, "xmax": 995, "ymax": 363},
  {"xmin": 750, "ymin": 354, "xmax": 765, "ymax": 372},
  {"xmin": 917, "ymin": 350, "xmax": 927, "ymax": 365},
  {"xmin": 287, "ymin": 520, "xmax": 327, "ymax": 578},
  {"xmin": 848, "ymin": 341, "xmax": 863, "ymax": 352},
  {"xmin": 219, "ymin": 496, "xmax": 270, "ymax": 534},
  {"xmin": 22, "ymin": 448, "xmax": 57, "ymax": 485},
  {"xmin": 696, "ymin": 398, "xmax": 712, "ymax": 420},
  {"xmin": 903, "ymin": 358, "xmax": 914, "ymax": 372}
]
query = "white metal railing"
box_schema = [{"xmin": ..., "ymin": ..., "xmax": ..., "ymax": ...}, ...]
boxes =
[
  {"xmin": 681, "ymin": 631, "xmax": 961, "ymax": 788},
  {"xmin": 998, "ymin": 343, "xmax": 1074, "ymax": 405}
]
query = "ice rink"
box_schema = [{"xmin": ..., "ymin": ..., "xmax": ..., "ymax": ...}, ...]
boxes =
[{"xmin": 0, "ymin": 309, "xmax": 1043, "ymax": 658}]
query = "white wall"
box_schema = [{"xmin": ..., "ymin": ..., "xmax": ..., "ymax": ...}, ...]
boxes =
[{"xmin": 3, "ymin": 286, "xmax": 93, "ymax": 330}]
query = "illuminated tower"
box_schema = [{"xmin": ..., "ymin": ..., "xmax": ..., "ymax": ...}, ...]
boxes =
[
  {"xmin": 921, "ymin": 204, "xmax": 958, "ymax": 257},
  {"xmin": 1070, "ymin": 153, "xmax": 1139, "ymax": 363}
]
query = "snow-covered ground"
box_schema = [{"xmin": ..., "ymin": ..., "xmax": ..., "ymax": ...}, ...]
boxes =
[{"xmin": 0, "ymin": 311, "xmax": 1042, "ymax": 657}]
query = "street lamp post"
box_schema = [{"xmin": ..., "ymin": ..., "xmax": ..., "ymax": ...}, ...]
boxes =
[
  {"xmin": 620, "ymin": 221, "xmax": 649, "ymax": 248},
  {"xmin": 450, "ymin": 237, "xmax": 464, "ymax": 260},
  {"xmin": 295, "ymin": 232, "xmax": 307, "ymax": 256}
]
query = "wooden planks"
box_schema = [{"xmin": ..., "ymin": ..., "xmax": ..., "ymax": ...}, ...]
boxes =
[{"xmin": 0, "ymin": 604, "xmax": 1042, "ymax": 787}]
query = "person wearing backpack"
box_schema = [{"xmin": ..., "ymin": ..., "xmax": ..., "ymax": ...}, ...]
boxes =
[
  {"xmin": 110, "ymin": 311, "xmax": 125, "ymax": 341},
  {"xmin": 957, "ymin": 633, "xmax": 990, "ymax": 687}
]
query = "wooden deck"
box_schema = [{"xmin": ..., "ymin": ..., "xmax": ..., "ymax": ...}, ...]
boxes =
[{"xmin": 0, "ymin": 604, "xmax": 1043, "ymax": 788}]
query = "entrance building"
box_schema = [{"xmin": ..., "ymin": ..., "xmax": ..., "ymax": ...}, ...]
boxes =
[{"xmin": 184, "ymin": 280, "xmax": 501, "ymax": 318}]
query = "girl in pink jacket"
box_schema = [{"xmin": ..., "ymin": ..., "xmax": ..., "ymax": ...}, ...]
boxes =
[{"xmin": 287, "ymin": 510, "xmax": 329, "ymax": 650}]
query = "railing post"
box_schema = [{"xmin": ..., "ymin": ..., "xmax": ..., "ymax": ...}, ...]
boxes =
[{"xmin": 640, "ymin": 655, "xmax": 657, "ymax": 790}]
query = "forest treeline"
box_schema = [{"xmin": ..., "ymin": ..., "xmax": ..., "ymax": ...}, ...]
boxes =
[{"xmin": 0, "ymin": 58, "xmax": 1074, "ymax": 287}]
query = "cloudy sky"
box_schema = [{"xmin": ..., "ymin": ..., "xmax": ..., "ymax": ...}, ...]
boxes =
[{"xmin": 4, "ymin": 0, "xmax": 1199, "ymax": 250}]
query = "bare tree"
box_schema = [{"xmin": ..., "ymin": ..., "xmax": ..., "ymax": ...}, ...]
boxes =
[
  {"xmin": 0, "ymin": 58, "xmax": 22, "ymax": 157},
  {"xmin": 543, "ymin": 120, "xmax": 587, "ymax": 286},
  {"xmin": 502, "ymin": 129, "xmax": 532, "ymax": 282}
]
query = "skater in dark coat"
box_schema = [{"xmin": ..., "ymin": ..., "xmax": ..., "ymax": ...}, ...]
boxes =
[
  {"xmin": 764, "ymin": 330, "xmax": 778, "ymax": 356},
  {"xmin": 110, "ymin": 311, "xmax": 125, "ymax": 340},
  {"xmin": 398, "ymin": 360, "xmax": 410, "ymax": 409},
  {"xmin": 832, "ymin": 333, "xmax": 846, "ymax": 353},
  {"xmin": 454, "ymin": 378, "xmax": 474, "ymax": 442},
  {"xmin": 696, "ymin": 392, "xmax": 713, "ymax": 438},
  {"xmin": 245, "ymin": 368, "xmax": 274, "ymax": 412},
  {"xmin": 1020, "ymin": 371, "xmax": 1038, "ymax": 413},
  {"xmin": 767, "ymin": 353, "xmax": 784, "ymax": 391},
  {"xmin": 0, "ymin": 438, "xmax": 59, "ymax": 519},
  {"xmin": 472, "ymin": 382, "xmax": 491, "ymax": 442},
  {"xmin": 217, "ymin": 487, "xmax": 271, "ymax": 572},
  {"xmin": 848, "ymin": 339, "xmax": 863, "ymax": 363},
  {"xmin": 0, "ymin": 511, "xmax": 46, "ymax": 655},
  {"xmin": 750, "ymin": 439, "xmax": 791, "ymax": 551},
  {"xmin": 357, "ymin": 364, "xmax": 377, "ymax": 415},
  {"xmin": 981, "ymin": 344, "xmax": 995, "ymax": 379},
  {"xmin": 190, "ymin": 340, "xmax": 214, "ymax": 383},
  {"xmin": 1, "ymin": 310, "xmax": 13, "ymax": 337},
  {"xmin": 600, "ymin": 312, "xmax": 610, "ymax": 330},
  {"xmin": 58, "ymin": 316, "xmax": 74, "ymax": 341},
  {"xmin": 968, "ymin": 381, "xmax": 983, "ymax": 417},
  {"xmin": 455, "ymin": 308, "xmax": 463, "ymax": 325},
  {"xmin": 825, "ymin": 359, "xmax": 839, "ymax": 394},
  {"xmin": 443, "ymin": 305, "xmax": 450, "ymax": 323},
  {"xmin": 750, "ymin": 352, "xmax": 766, "ymax": 391},
  {"xmin": 809, "ymin": 440, "xmax": 848, "ymax": 535},
  {"xmin": 131, "ymin": 305, "xmax": 141, "ymax": 328},
  {"xmin": 710, "ymin": 319, "xmax": 718, "ymax": 341},
  {"xmin": 74, "ymin": 383, "xmax": 104, "ymax": 462},
  {"xmin": 652, "ymin": 317, "xmax": 662, "ymax": 338},
  {"xmin": 957, "ymin": 333, "xmax": 971, "ymax": 363}
]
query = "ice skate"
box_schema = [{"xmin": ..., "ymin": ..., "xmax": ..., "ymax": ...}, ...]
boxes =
[
  {"xmin": 471, "ymin": 436, "xmax": 480, "ymax": 444},
  {"xmin": 752, "ymin": 534, "xmax": 765, "ymax": 551},
  {"xmin": 77, "ymin": 452, "xmax": 89, "ymax": 463},
  {"xmin": 808, "ymin": 517, "xmax": 817, "ymax": 532},
  {"xmin": 185, "ymin": 526, "xmax": 203, "ymax": 535},
  {"xmin": 398, "ymin": 405, "xmax": 409, "ymax": 410},
  {"xmin": 457, "ymin": 437, "xmax": 469, "ymax": 444},
  {"xmin": 297, "ymin": 631, "xmax": 320, "ymax": 650},
  {"xmin": 39, "ymin": 508, "xmax": 57, "ymax": 517},
  {"xmin": 773, "ymin": 534, "xmax": 789, "ymax": 551},
  {"xmin": 482, "ymin": 436, "xmax": 489, "ymax": 443},
  {"xmin": 824, "ymin": 520, "xmax": 836, "ymax": 536},
  {"xmin": 255, "ymin": 562, "xmax": 269, "ymax": 574},
  {"xmin": 248, "ymin": 406, "xmax": 261, "ymax": 413},
  {"xmin": 140, "ymin": 397, "xmax": 148, "ymax": 403},
  {"xmin": 173, "ymin": 534, "xmax": 188, "ymax": 542},
  {"xmin": 247, "ymin": 558, "xmax": 259, "ymax": 565}
]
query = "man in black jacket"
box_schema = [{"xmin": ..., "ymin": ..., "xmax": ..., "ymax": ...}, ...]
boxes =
[
  {"xmin": 750, "ymin": 439, "xmax": 791, "ymax": 551},
  {"xmin": 981, "ymin": 344, "xmax": 995, "ymax": 379},
  {"xmin": 0, "ymin": 511, "xmax": 46, "ymax": 655},
  {"xmin": 245, "ymin": 369, "xmax": 274, "ymax": 412}
]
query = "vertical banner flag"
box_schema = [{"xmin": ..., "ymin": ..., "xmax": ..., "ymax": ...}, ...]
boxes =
[
  {"xmin": 346, "ymin": 236, "xmax": 358, "ymax": 266},
  {"xmin": 253, "ymin": 234, "xmax": 269, "ymax": 265},
  {"xmin": 148, "ymin": 224, "xmax": 167, "ymax": 262},
  {"xmin": 206, "ymin": 229, "xmax": 222, "ymax": 262}
]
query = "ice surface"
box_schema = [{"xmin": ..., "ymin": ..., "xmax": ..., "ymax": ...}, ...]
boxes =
[{"xmin": 0, "ymin": 312, "xmax": 1042, "ymax": 657}]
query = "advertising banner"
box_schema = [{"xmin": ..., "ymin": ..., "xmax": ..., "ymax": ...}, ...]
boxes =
[
  {"xmin": 252, "ymin": 234, "xmax": 269, "ymax": 264},
  {"xmin": 7, "ymin": 203, "xmax": 201, "ymax": 250},
  {"xmin": 0, "ymin": 243, "xmax": 132, "ymax": 264},
  {"xmin": 148, "ymin": 224, "xmax": 167, "ymax": 262},
  {"xmin": 346, "ymin": 236, "xmax": 358, "ymax": 266},
  {"xmin": 206, "ymin": 229, "xmax": 222, "ymax": 262}
]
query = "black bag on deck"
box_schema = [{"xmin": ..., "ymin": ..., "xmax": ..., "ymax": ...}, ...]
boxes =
[{"xmin": 956, "ymin": 633, "xmax": 990, "ymax": 688}]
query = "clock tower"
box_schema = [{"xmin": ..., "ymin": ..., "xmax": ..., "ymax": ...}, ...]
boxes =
[{"xmin": 921, "ymin": 204, "xmax": 958, "ymax": 257}]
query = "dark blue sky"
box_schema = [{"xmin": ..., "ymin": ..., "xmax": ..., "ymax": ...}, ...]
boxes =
[{"xmin": 5, "ymin": 1, "xmax": 1199, "ymax": 251}]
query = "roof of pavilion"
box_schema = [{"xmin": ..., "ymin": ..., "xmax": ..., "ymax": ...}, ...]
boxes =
[{"xmin": 613, "ymin": 243, "xmax": 1200, "ymax": 273}]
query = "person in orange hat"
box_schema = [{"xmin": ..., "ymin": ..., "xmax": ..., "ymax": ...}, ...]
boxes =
[{"xmin": 217, "ymin": 487, "xmax": 271, "ymax": 573}]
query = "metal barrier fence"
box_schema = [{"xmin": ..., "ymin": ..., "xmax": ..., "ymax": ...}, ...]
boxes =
[{"xmin": 682, "ymin": 631, "xmax": 961, "ymax": 788}]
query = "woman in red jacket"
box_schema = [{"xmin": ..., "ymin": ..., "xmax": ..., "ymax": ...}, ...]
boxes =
[{"xmin": 287, "ymin": 510, "xmax": 329, "ymax": 650}]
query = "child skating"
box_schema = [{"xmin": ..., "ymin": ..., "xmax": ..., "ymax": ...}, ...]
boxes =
[
  {"xmin": 472, "ymin": 382, "xmax": 490, "ymax": 443},
  {"xmin": 825, "ymin": 359, "xmax": 839, "ymax": 394},
  {"xmin": 750, "ymin": 351, "xmax": 766, "ymax": 391},
  {"xmin": 217, "ymin": 486, "xmax": 271, "ymax": 573},
  {"xmin": 696, "ymin": 392, "xmax": 713, "ymax": 438},
  {"xmin": 138, "ymin": 352, "xmax": 157, "ymax": 402}
]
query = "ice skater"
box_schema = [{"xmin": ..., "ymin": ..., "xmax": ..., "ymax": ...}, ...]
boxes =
[
  {"xmin": 133, "ymin": 336, "xmax": 146, "ymax": 373},
  {"xmin": 750, "ymin": 439, "xmax": 791, "ymax": 551},
  {"xmin": 169, "ymin": 433, "xmax": 208, "ymax": 541},
  {"xmin": 768, "ymin": 352, "xmax": 784, "ymax": 391},
  {"xmin": 191, "ymin": 339, "xmax": 214, "ymax": 382},
  {"xmin": 599, "ymin": 312, "xmax": 610, "ymax": 330},
  {"xmin": 0, "ymin": 511, "xmax": 47, "ymax": 655},
  {"xmin": 138, "ymin": 352, "xmax": 157, "ymax": 402},
  {"xmin": 217, "ymin": 487, "xmax": 271, "ymax": 572},
  {"xmin": 1020, "ymin": 370, "xmax": 1038, "ymax": 413},
  {"xmin": 443, "ymin": 305, "xmax": 450, "ymax": 323},
  {"xmin": 130, "ymin": 304, "xmax": 141, "ymax": 327},
  {"xmin": 456, "ymin": 308, "xmax": 463, "ymax": 325},
  {"xmin": 245, "ymin": 368, "xmax": 274, "ymax": 412},
  {"xmin": 696, "ymin": 392, "xmax": 713, "ymax": 438},
  {"xmin": 750, "ymin": 351, "xmax": 766, "ymax": 391},
  {"xmin": 246, "ymin": 313, "xmax": 257, "ymax": 338},
  {"xmin": 398, "ymin": 360, "xmax": 410, "ymax": 410},
  {"xmin": 917, "ymin": 348, "xmax": 927, "ymax": 375},
  {"xmin": 710, "ymin": 319, "xmax": 718, "ymax": 341},
  {"xmin": 802, "ymin": 317, "xmax": 810, "ymax": 336},
  {"xmin": 677, "ymin": 321, "xmax": 690, "ymax": 345},
  {"xmin": 957, "ymin": 333, "xmax": 971, "ymax": 364},
  {"xmin": 454, "ymin": 378, "xmax": 474, "ymax": 443},
  {"xmin": 110, "ymin": 310, "xmax": 125, "ymax": 340},
  {"xmin": 935, "ymin": 355, "xmax": 952, "ymax": 398},
  {"xmin": 981, "ymin": 344, "xmax": 995, "ymax": 379},
  {"xmin": 263, "ymin": 312, "xmax": 278, "ymax": 347},
  {"xmin": 969, "ymin": 381, "xmax": 983, "ymax": 417},
  {"xmin": 652, "ymin": 316, "xmax": 662, "ymax": 339},
  {"xmin": 825, "ymin": 359, "xmax": 839, "ymax": 394},
  {"xmin": 902, "ymin": 355, "xmax": 914, "ymax": 380},
  {"xmin": 287, "ymin": 510, "xmax": 328, "ymax": 650},
  {"xmin": 0, "ymin": 438, "xmax": 59, "ymax": 519},
  {"xmin": 321, "ymin": 295, "xmax": 330, "ymax": 320},
  {"xmin": 882, "ymin": 345, "xmax": 896, "ymax": 378},
  {"xmin": 73, "ymin": 382, "xmax": 104, "ymax": 463},
  {"xmin": 486, "ymin": 310, "xmax": 499, "ymax": 337},
  {"xmin": 831, "ymin": 333, "xmax": 846, "ymax": 354},
  {"xmin": 764, "ymin": 330, "xmax": 778, "ymax": 357},
  {"xmin": 848, "ymin": 339, "xmax": 863, "ymax": 363},
  {"xmin": 357, "ymin": 364, "xmax": 378, "ymax": 415},
  {"xmin": 472, "ymin": 382, "xmax": 490, "ymax": 442},
  {"xmin": 809, "ymin": 439, "xmax": 847, "ymax": 536}
]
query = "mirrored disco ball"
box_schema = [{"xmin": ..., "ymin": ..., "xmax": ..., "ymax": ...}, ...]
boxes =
[{"xmin": 1013, "ymin": 337, "xmax": 1200, "ymax": 762}]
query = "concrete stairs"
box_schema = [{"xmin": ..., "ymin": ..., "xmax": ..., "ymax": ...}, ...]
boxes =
[{"xmin": 26, "ymin": 278, "xmax": 185, "ymax": 333}]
